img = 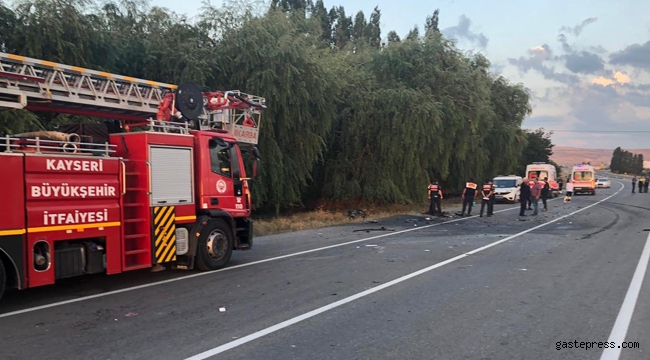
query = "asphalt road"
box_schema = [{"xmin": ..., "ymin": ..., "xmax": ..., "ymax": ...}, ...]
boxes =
[{"xmin": 0, "ymin": 180, "xmax": 648, "ymax": 360}]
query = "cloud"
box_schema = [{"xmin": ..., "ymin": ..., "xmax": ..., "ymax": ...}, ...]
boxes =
[
  {"xmin": 528, "ymin": 67, "xmax": 650, "ymax": 148},
  {"xmin": 510, "ymin": 18, "xmax": 650, "ymax": 148},
  {"xmin": 590, "ymin": 45, "xmax": 608, "ymax": 54},
  {"xmin": 609, "ymin": 41, "xmax": 650, "ymax": 70},
  {"xmin": 559, "ymin": 17, "xmax": 598, "ymax": 37},
  {"xmin": 507, "ymin": 44, "xmax": 580, "ymax": 84},
  {"xmin": 564, "ymin": 51, "xmax": 605, "ymax": 74},
  {"xmin": 442, "ymin": 15, "xmax": 489, "ymax": 49},
  {"xmin": 556, "ymin": 18, "xmax": 598, "ymax": 55}
]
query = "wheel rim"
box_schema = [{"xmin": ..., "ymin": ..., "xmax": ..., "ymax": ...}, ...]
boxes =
[{"xmin": 206, "ymin": 229, "xmax": 228, "ymax": 260}]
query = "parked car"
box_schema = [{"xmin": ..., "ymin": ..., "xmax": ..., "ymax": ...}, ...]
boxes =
[
  {"xmin": 492, "ymin": 175, "xmax": 522, "ymax": 203},
  {"xmin": 596, "ymin": 178, "xmax": 611, "ymax": 188}
]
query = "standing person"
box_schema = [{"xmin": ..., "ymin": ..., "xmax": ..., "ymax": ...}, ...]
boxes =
[
  {"xmin": 530, "ymin": 178, "xmax": 542, "ymax": 215},
  {"xmin": 427, "ymin": 179, "xmax": 443, "ymax": 216},
  {"xmin": 632, "ymin": 175, "xmax": 637, "ymax": 193},
  {"xmin": 527, "ymin": 177, "xmax": 535, "ymax": 210},
  {"xmin": 558, "ymin": 177, "xmax": 564, "ymax": 191},
  {"xmin": 541, "ymin": 177, "xmax": 550, "ymax": 212},
  {"xmin": 479, "ymin": 179, "xmax": 493, "ymax": 217},
  {"xmin": 519, "ymin": 178, "xmax": 531, "ymax": 216},
  {"xmin": 638, "ymin": 176, "xmax": 644, "ymax": 193},
  {"xmin": 461, "ymin": 178, "xmax": 478, "ymax": 217},
  {"xmin": 564, "ymin": 181, "xmax": 574, "ymax": 202},
  {"xmin": 488, "ymin": 179, "xmax": 496, "ymax": 216},
  {"xmin": 644, "ymin": 176, "xmax": 649, "ymax": 193}
]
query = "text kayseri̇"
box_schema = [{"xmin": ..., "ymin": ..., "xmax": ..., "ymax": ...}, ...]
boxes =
[{"xmin": 45, "ymin": 158, "xmax": 104, "ymax": 172}]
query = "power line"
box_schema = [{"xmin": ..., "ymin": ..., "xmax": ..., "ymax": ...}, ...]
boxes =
[{"xmin": 547, "ymin": 130, "xmax": 650, "ymax": 133}]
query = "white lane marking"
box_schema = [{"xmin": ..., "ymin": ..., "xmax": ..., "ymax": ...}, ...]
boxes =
[
  {"xmin": 0, "ymin": 197, "xmax": 535, "ymax": 318},
  {"xmin": 599, "ymin": 231, "xmax": 650, "ymax": 360},
  {"xmin": 184, "ymin": 183, "xmax": 624, "ymax": 360}
]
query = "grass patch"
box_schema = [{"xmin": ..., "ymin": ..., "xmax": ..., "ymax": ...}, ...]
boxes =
[{"xmin": 253, "ymin": 198, "xmax": 465, "ymax": 237}]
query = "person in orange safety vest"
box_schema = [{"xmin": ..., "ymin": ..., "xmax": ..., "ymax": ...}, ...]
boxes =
[
  {"xmin": 427, "ymin": 180, "xmax": 443, "ymax": 216},
  {"xmin": 480, "ymin": 179, "xmax": 494, "ymax": 217},
  {"xmin": 461, "ymin": 178, "xmax": 478, "ymax": 216}
]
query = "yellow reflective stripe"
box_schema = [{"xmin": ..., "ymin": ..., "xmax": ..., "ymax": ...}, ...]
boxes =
[
  {"xmin": 175, "ymin": 215, "xmax": 196, "ymax": 222},
  {"xmin": 71, "ymin": 66, "xmax": 86, "ymax": 73},
  {"xmin": 40, "ymin": 60, "xmax": 58, "ymax": 68},
  {"xmin": 28, "ymin": 221, "xmax": 121, "ymax": 233},
  {"xmin": 7, "ymin": 54, "xmax": 26, "ymax": 61},
  {"xmin": 0, "ymin": 229, "xmax": 26, "ymax": 236}
]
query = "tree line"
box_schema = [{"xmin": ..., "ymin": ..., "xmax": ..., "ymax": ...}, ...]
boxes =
[
  {"xmin": 0, "ymin": 0, "xmax": 550, "ymax": 215},
  {"xmin": 610, "ymin": 147, "xmax": 644, "ymax": 175}
]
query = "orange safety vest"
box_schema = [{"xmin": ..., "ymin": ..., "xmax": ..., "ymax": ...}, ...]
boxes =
[
  {"xmin": 482, "ymin": 184, "xmax": 492, "ymax": 191},
  {"xmin": 466, "ymin": 182, "xmax": 477, "ymax": 190},
  {"xmin": 428, "ymin": 184, "xmax": 439, "ymax": 192}
]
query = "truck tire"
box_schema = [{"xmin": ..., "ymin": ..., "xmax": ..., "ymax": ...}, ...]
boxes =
[
  {"xmin": 0, "ymin": 257, "xmax": 5, "ymax": 302},
  {"xmin": 196, "ymin": 219, "xmax": 234, "ymax": 271}
]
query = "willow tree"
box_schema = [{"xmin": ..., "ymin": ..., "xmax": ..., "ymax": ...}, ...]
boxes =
[{"xmin": 209, "ymin": 9, "xmax": 341, "ymax": 215}]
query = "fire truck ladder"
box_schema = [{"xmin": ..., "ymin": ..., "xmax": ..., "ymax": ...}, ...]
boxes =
[
  {"xmin": 0, "ymin": 52, "xmax": 267, "ymax": 136},
  {"xmin": 0, "ymin": 52, "xmax": 179, "ymax": 122}
]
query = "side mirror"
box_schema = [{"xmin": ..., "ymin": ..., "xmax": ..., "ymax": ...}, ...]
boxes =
[
  {"xmin": 252, "ymin": 158, "xmax": 261, "ymax": 180},
  {"xmin": 252, "ymin": 146, "xmax": 260, "ymax": 159}
]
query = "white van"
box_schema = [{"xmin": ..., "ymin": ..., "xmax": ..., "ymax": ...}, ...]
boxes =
[
  {"xmin": 492, "ymin": 175, "xmax": 523, "ymax": 203},
  {"xmin": 571, "ymin": 164, "xmax": 596, "ymax": 195}
]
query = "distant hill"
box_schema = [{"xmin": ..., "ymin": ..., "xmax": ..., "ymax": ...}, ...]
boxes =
[{"xmin": 551, "ymin": 146, "xmax": 650, "ymax": 168}]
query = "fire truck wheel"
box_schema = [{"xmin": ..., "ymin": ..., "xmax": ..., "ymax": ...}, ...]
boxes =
[
  {"xmin": 0, "ymin": 257, "xmax": 5, "ymax": 301},
  {"xmin": 196, "ymin": 219, "xmax": 234, "ymax": 271}
]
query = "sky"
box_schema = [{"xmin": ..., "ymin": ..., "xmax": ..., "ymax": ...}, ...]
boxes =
[{"xmin": 152, "ymin": 0, "xmax": 650, "ymax": 149}]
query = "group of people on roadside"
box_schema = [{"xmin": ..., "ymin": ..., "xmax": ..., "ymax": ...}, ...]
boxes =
[
  {"xmin": 631, "ymin": 175, "xmax": 649, "ymax": 193},
  {"xmin": 427, "ymin": 176, "xmax": 554, "ymax": 218},
  {"xmin": 518, "ymin": 177, "xmax": 552, "ymax": 217}
]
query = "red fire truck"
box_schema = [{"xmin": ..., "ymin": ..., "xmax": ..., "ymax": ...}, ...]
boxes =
[{"xmin": 0, "ymin": 52, "xmax": 266, "ymax": 301}]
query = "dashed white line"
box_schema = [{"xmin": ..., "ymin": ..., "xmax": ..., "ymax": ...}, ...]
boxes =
[{"xmin": 183, "ymin": 183, "xmax": 624, "ymax": 360}]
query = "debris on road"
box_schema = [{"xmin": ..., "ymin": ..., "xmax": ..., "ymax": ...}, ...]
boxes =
[{"xmin": 353, "ymin": 227, "xmax": 394, "ymax": 232}]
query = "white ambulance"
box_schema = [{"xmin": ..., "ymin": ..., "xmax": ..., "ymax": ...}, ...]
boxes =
[
  {"xmin": 525, "ymin": 162, "xmax": 560, "ymax": 197},
  {"xmin": 571, "ymin": 164, "xmax": 596, "ymax": 195}
]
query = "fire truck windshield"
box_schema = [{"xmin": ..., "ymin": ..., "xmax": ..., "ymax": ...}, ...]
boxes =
[{"xmin": 209, "ymin": 139, "xmax": 232, "ymax": 177}]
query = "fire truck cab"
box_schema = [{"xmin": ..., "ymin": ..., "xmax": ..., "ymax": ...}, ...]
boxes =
[{"xmin": 0, "ymin": 52, "xmax": 265, "ymax": 301}]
